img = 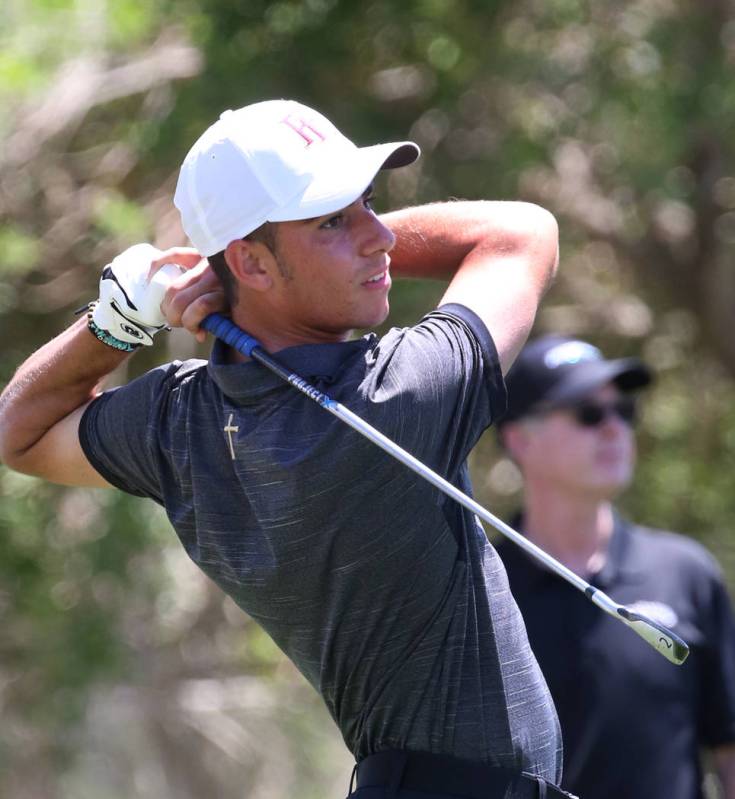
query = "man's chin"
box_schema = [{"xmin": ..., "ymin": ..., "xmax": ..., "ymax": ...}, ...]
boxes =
[
  {"xmin": 587, "ymin": 474, "xmax": 631, "ymax": 499},
  {"xmin": 372, "ymin": 300, "xmax": 390, "ymax": 327},
  {"xmin": 350, "ymin": 299, "xmax": 390, "ymax": 332}
]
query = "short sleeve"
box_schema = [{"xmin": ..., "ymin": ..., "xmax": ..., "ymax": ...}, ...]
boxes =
[
  {"xmin": 360, "ymin": 302, "xmax": 507, "ymax": 478},
  {"xmin": 79, "ymin": 361, "xmax": 193, "ymax": 503}
]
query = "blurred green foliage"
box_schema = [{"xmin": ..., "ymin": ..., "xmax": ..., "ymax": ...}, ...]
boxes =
[{"xmin": 1, "ymin": 0, "xmax": 734, "ymax": 795}]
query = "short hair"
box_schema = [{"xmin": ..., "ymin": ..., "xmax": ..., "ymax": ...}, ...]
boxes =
[{"xmin": 207, "ymin": 222, "xmax": 278, "ymax": 305}]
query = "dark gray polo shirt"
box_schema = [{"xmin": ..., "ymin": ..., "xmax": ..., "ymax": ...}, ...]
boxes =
[
  {"xmin": 496, "ymin": 515, "xmax": 735, "ymax": 799},
  {"xmin": 80, "ymin": 304, "xmax": 562, "ymax": 780}
]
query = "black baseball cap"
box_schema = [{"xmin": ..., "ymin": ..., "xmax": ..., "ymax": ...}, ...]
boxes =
[{"xmin": 500, "ymin": 335, "xmax": 652, "ymax": 425}]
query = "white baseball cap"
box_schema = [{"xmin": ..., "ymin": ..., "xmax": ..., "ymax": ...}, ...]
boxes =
[{"xmin": 174, "ymin": 99, "xmax": 420, "ymax": 256}]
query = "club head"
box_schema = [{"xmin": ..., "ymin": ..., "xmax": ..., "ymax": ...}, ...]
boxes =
[{"xmin": 617, "ymin": 607, "xmax": 690, "ymax": 665}]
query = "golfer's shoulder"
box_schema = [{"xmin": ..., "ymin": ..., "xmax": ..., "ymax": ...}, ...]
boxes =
[
  {"xmin": 165, "ymin": 357, "xmax": 210, "ymax": 389},
  {"xmin": 90, "ymin": 358, "xmax": 210, "ymax": 420},
  {"xmin": 139, "ymin": 357, "xmax": 209, "ymax": 395},
  {"xmin": 375, "ymin": 304, "xmax": 496, "ymax": 364}
]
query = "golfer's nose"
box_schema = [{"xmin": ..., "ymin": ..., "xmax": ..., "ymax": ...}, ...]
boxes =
[{"xmin": 359, "ymin": 209, "xmax": 396, "ymax": 256}]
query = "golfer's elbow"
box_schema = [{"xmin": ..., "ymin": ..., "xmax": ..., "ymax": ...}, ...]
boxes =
[
  {"xmin": 0, "ymin": 448, "xmax": 35, "ymax": 477},
  {"xmin": 475, "ymin": 201, "xmax": 558, "ymax": 301},
  {"xmin": 0, "ymin": 406, "xmax": 27, "ymax": 472},
  {"xmin": 519, "ymin": 202, "xmax": 559, "ymax": 293},
  {"xmin": 0, "ymin": 386, "xmax": 43, "ymax": 473}
]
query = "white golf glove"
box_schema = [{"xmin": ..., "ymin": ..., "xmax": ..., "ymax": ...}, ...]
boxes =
[{"xmin": 92, "ymin": 243, "xmax": 183, "ymax": 347}]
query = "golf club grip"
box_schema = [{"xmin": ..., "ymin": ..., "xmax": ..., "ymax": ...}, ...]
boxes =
[
  {"xmin": 201, "ymin": 313, "xmax": 260, "ymax": 357},
  {"xmin": 201, "ymin": 313, "xmax": 689, "ymax": 665},
  {"xmin": 201, "ymin": 313, "xmax": 317, "ymax": 388}
]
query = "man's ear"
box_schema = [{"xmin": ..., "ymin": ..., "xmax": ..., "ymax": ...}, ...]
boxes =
[
  {"xmin": 500, "ymin": 422, "xmax": 530, "ymax": 465},
  {"xmin": 224, "ymin": 239, "xmax": 275, "ymax": 292}
]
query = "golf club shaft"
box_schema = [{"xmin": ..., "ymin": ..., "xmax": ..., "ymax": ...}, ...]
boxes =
[{"xmin": 201, "ymin": 313, "xmax": 689, "ymax": 665}]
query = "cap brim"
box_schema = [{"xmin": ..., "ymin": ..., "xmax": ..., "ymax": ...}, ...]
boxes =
[
  {"xmin": 267, "ymin": 141, "xmax": 420, "ymax": 223},
  {"xmin": 544, "ymin": 358, "xmax": 652, "ymax": 408}
]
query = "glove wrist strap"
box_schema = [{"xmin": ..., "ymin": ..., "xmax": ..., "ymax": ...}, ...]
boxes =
[{"xmin": 85, "ymin": 302, "xmax": 142, "ymax": 353}]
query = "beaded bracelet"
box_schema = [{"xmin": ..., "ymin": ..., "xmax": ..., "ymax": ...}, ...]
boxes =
[{"xmin": 84, "ymin": 301, "xmax": 142, "ymax": 353}]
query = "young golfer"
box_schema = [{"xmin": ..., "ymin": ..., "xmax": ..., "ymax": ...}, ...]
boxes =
[{"xmin": 0, "ymin": 99, "xmax": 570, "ymax": 798}]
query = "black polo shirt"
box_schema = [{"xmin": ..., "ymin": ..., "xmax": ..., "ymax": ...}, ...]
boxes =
[
  {"xmin": 80, "ymin": 306, "xmax": 562, "ymax": 781},
  {"xmin": 495, "ymin": 516, "xmax": 735, "ymax": 799}
]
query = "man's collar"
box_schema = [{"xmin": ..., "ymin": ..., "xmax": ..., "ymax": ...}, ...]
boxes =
[
  {"xmin": 593, "ymin": 513, "xmax": 645, "ymax": 588},
  {"xmin": 206, "ymin": 334, "xmax": 375, "ymax": 402},
  {"xmin": 506, "ymin": 512, "xmax": 645, "ymax": 588}
]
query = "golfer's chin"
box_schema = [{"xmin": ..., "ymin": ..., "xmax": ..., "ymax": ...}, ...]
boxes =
[{"xmin": 356, "ymin": 298, "xmax": 390, "ymax": 331}]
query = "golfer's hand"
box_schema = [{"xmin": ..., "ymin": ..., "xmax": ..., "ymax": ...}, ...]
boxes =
[
  {"xmin": 151, "ymin": 248, "xmax": 228, "ymax": 343},
  {"xmin": 92, "ymin": 243, "xmax": 184, "ymax": 346}
]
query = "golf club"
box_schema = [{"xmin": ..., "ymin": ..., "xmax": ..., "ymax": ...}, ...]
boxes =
[{"xmin": 201, "ymin": 312, "xmax": 690, "ymax": 666}]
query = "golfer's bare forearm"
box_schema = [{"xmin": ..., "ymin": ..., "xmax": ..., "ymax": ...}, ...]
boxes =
[
  {"xmin": 382, "ymin": 201, "xmax": 558, "ymax": 373},
  {"xmin": 0, "ymin": 317, "xmax": 129, "ymax": 469},
  {"xmin": 382, "ymin": 201, "xmax": 558, "ymax": 283}
]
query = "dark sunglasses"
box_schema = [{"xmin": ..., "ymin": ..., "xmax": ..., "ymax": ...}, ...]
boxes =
[{"xmin": 566, "ymin": 395, "xmax": 637, "ymax": 428}]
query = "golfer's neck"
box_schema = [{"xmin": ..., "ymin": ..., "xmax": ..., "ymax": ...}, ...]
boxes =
[{"xmin": 227, "ymin": 306, "xmax": 353, "ymax": 358}]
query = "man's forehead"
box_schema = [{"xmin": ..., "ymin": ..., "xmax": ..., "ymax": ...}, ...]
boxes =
[{"xmin": 582, "ymin": 382, "xmax": 625, "ymax": 401}]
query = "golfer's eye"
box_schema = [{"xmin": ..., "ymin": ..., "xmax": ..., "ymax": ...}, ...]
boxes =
[
  {"xmin": 320, "ymin": 213, "xmax": 344, "ymax": 230},
  {"xmin": 364, "ymin": 193, "xmax": 376, "ymax": 210}
]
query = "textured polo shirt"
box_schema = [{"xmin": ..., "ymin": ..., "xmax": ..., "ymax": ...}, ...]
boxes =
[
  {"xmin": 496, "ymin": 515, "xmax": 735, "ymax": 799},
  {"xmin": 80, "ymin": 304, "xmax": 562, "ymax": 781}
]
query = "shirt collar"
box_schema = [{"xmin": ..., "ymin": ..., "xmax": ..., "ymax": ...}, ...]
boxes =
[
  {"xmin": 206, "ymin": 334, "xmax": 375, "ymax": 403},
  {"xmin": 593, "ymin": 513, "xmax": 645, "ymax": 587},
  {"xmin": 507, "ymin": 511, "xmax": 644, "ymax": 589}
]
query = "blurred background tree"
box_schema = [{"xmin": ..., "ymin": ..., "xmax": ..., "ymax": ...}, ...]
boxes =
[{"xmin": 1, "ymin": 0, "xmax": 734, "ymax": 796}]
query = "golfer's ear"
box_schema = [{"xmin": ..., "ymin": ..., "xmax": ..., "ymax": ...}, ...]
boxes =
[{"xmin": 224, "ymin": 239, "xmax": 274, "ymax": 291}]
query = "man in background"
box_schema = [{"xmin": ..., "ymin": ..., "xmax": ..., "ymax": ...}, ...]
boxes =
[{"xmin": 494, "ymin": 334, "xmax": 735, "ymax": 799}]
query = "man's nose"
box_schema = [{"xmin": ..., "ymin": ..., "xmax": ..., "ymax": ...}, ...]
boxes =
[
  {"xmin": 360, "ymin": 211, "xmax": 396, "ymax": 255},
  {"xmin": 600, "ymin": 412, "xmax": 631, "ymax": 436}
]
